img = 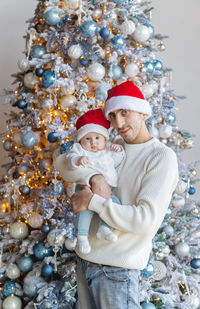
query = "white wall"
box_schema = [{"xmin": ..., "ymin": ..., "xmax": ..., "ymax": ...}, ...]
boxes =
[{"xmin": 0, "ymin": 0, "xmax": 199, "ymax": 190}]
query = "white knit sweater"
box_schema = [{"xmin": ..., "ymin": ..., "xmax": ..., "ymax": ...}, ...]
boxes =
[{"xmin": 75, "ymin": 137, "xmax": 179, "ymax": 270}]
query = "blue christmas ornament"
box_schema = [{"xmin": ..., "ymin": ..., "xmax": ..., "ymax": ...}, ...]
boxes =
[
  {"xmin": 17, "ymin": 256, "xmax": 33, "ymax": 272},
  {"xmin": 42, "ymin": 70, "xmax": 56, "ymax": 87},
  {"xmin": 165, "ymin": 206, "xmax": 172, "ymax": 219},
  {"xmin": 41, "ymin": 264, "xmax": 54, "ymax": 277},
  {"xmin": 142, "ymin": 62, "xmax": 154, "ymax": 74},
  {"xmin": 3, "ymin": 281, "xmax": 16, "ymax": 297},
  {"xmin": 31, "ymin": 46, "xmax": 46, "ymax": 59},
  {"xmin": 52, "ymin": 182, "xmax": 65, "ymax": 196},
  {"xmin": 44, "ymin": 8, "xmax": 61, "ymax": 26},
  {"xmin": 17, "ymin": 99, "xmax": 27, "ymax": 109},
  {"xmin": 190, "ymin": 258, "xmax": 200, "ymax": 269},
  {"xmin": 33, "ymin": 242, "xmax": 53, "ymax": 260},
  {"xmin": 42, "ymin": 224, "xmax": 51, "ymax": 234},
  {"xmin": 60, "ymin": 141, "xmax": 74, "ymax": 154},
  {"xmin": 108, "ymin": 65, "xmax": 122, "ymax": 80},
  {"xmin": 111, "ymin": 35, "xmax": 125, "ymax": 50},
  {"xmin": 35, "ymin": 68, "xmax": 44, "ymax": 77},
  {"xmin": 141, "ymin": 303, "xmax": 156, "ymax": 309},
  {"xmin": 22, "ymin": 131, "xmax": 39, "ymax": 149},
  {"xmin": 153, "ymin": 60, "xmax": 163, "ymax": 71},
  {"xmin": 166, "ymin": 111, "xmax": 176, "ymax": 124},
  {"xmin": 81, "ymin": 21, "xmax": 98, "ymax": 38},
  {"xmin": 63, "ymin": 15, "xmax": 71, "ymax": 23},
  {"xmin": 144, "ymin": 24, "xmax": 155, "ymax": 36},
  {"xmin": 113, "ymin": 0, "xmax": 126, "ymax": 3},
  {"xmin": 19, "ymin": 185, "xmax": 31, "ymax": 196},
  {"xmin": 169, "ymin": 100, "xmax": 175, "ymax": 108},
  {"xmin": 80, "ymin": 58, "xmax": 89, "ymax": 66},
  {"xmin": 0, "ymin": 273, "xmax": 6, "ymax": 283},
  {"xmin": 141, "ymin": 262, "xmax": 155, "ymax": 277},
  {"xmin": 99, "ymin": 27, "xmax": 110, "ymax": 38},
  {"xmin": 48, "ymin": 132, "xmax": 59, "ymax": 143},
  {"xmin": 189, "ymin": 186, "xmax": 196, "ymax": 195},
  {"xmin": 23, "ymin": 281, "xmax": 38, "ymax": 297}
]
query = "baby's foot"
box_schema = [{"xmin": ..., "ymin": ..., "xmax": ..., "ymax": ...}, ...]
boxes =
[
  {"xmin": 65, "ymin": 237, "xmax": 77, "ymax": 251},
  {"xmin": 96, "ymin": 226, "xmax": 118, "ymax": 242},
  {"xmin": 77, "ymin": 235, "xmax": 91, "ymax": 254}
]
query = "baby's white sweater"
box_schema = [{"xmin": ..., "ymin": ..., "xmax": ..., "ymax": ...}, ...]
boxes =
[{"xmin": 76, "ymin": 137, "xmax": 179, "ymax": 270}]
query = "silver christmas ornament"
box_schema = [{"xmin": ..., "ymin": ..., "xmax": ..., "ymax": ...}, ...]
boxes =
[
  {"xmin": 41, "ymin": 98, "xmax": 54, "ymax": 110},
  {"xmin": 68, "ymin": 44, "xmax": 83, "ymax": 59},
  {"xmin": 3, "ymin": 140, "xmax": 13, "ymax": 151},
  {"xmin": 125, "ymin": 63, "xmax": 139, "ymax": 77},
  {"xmin": 87, "ymin": 63, "xmax": 105, "ymax": 81},
  {"xmin": 152, "ymin": 261, "xmax": 167, "ymax": 281},
  {"xmin": 10, "ymin": 222, "xmax": 29, "ymax": 239},
  {"xmin": 6, "ymin": 264, "xmax": 20, "ymax": 280},
  {"xmin": 141, "ymin": 84, "xmax": 154, "ymax": 98},
  {"xmin": 159, "ymin": 125, "xmax": 172, "ymax": 138},
  {"xmin": 92, "ymin": 8, "xmax": 102, "ymax": 20},
  {"xmin": 47, "ymin": 229, "xmax": 65, "ymax": 247},
  {"xmin": 133, "ymin": 25, "xmax": 150, "ymax": 42},
  {"xmin": 18, "ymin": 58, "xmax": 30, "ymax": 72},
  {"xmin": 163, "ymin": 225, "xmax": 174, "ymax": 236},
  {"xmin": 24, "ymin": 72, "xmax": 39, "ymax": 89},
  {"xmin": 2, "ymin": 295, "xmax": 22, "ymax": 309},
  {"xmin": 175, "ymin": 242, "xmax": 190, "ymax": 257},
  {"xmin": 28, "ymin": 213, "xmax": 44, "ymax": 229},
  {"xmin": 65, "ymin": 0, "xmax": 80, "ymax": 10},
  {"xmin": 121, "ymin": 20, "xmax": 136, "ymax": 36},
  {"xmin": 175, "ymin": 179, "xmax": 187, "ymax": 194},
  {"xmin": 60, "ymin": 95, "xmax": 76, "ymax": 110}
]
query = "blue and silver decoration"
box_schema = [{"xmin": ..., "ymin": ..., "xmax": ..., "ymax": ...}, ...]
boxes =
[
  {"xmin": 48, "ymin": 132, "xmax": 59, "ymax": 143},
  {"xmin": 142, "ymin": 62, "xmax": 154, "ymax": 74},
  {"xmin": 17, "ymin": 99, "xmax": 27, "ymax": 109},
  {"xmin": 44, "ymin": 8, "xmax": 61, "ymax": 26},
  {"xmin": 31, "ymin": 46, "xmax": 46, "ymax": 59},
  {"xmin": 42, "ymin": 70, "xmax": 56, "ymax": 87},
  {"xmin": 141, "ymin": 262, "xmax": 155, "ymax": 277},
  {"xmin": 110, "ymin": 35, "xmax": 125, "ymax": 50},
  {"xmin": 99, "ymin": 27, "xmax": 110, "ymax": 38},
  {"xmin": 35, "ymin": 67, "xmax": 44, "ymax": 77},
  {"xmin": 60, "ymin": 141, "xmax": 74, "ymax": 154},
  {"xmin": 165, "ymin": 206, "xmax": 172, "ymax": 219},
  {"xmin": 33, "ymin": 242, "xmax": 53, "ymax": 260},
  {"xmin": 19, "ymin": 185, "xmax": 31, "ymax": 196},
  {"xmin": 22, "ymin": 131, "xmax": 39, "ymax": 149},
  {"xmin": 141, "ymin": 303, "xmax": 156, "ymax": 309},
  {"xmin": 52, "ymin": 182, "xmax": 65, "ymax": 196},
  {"xmin": 144, "ymin": 24, "xmax": 155, "ymax": 37},
  {"xmin": 3, "ymin": 281, "xmax": 16, "ymax": 297},
  {"xmin": 188, "ymin": 186, "xmax": 196, "ymax": 195},
  {"xmin": 17, "ymin": 256, "xmax": 33, "ymax": 272},
  {"xmin": 153, "ymin": 60, "xmax": 163, "ymax": 71},
  {"xmin": 108, "ymin": 65, "xmax": 122, "ymax": 80},
  {"xmin": 190, "ymin": 258, "xmax": 200, "ymax": 269},
  {"xmin": 80, "ymin": 58, "xmax": 89, "ymax": 66},
  {"xmin": 81, "ymin": 21, "xmax": 98, "ymax": 38},
  {"xmin": 42, "ymin": 224, "xmax": 51, "ymax": 234},
  {"xmin": 41, "ymin": 264, "xmax": 54, "ymax": 277},
  {"xmin": 166, "ymin": 111, "xmax": 176, "ymax": 124}
]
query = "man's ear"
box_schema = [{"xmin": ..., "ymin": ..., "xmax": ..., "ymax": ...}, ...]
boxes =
[{"xmin": 141, "ymin": 114, "xmax": 149, "ymax": 121}]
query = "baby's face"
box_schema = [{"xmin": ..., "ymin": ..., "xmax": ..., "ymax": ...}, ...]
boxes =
[{"xmin": 80, "ymin": 132, "xmax": 107, "ymax": 152}]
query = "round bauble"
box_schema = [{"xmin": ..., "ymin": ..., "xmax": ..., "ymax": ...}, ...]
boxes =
[
  {"xmin": 10, "ymin": 222, "xmax": 28, "ymax": 239},
  {"xmin": 48, "ymin": 132, "xmax": 59, "ymax": 143},
  {"xmin": 141, "ymin": 262, "xmax": 154, "ymax": 277},
  {"xmin": 189, "ymin": 186, "xmax": 196, "ymax": 195},
  {"xmin": 28, "ymin": 213, "xmax": 44, "ymax": 228},
  {"xmin": 141, "ymin": 84, "xmax": 154, "ymax": 98},
  {"xmin": 96, "ymin": 83, "xmax": 111, "ymax": 101},
  {"xmin": 35, "ymin": 67, "xmax": 44, "ymax": 77},
  {"xmin": 80, "ymin": 58, "xmax": 89, "ymax": 66},
  {"xmin": 68, "ymin": 44, "xmax": 82, "ymax": 59},
  {"xmin": 13, "ymin": 131, "xmax": 23, "ymax": 145},
  {"xmin": 52, "ymin": 182, "xmax": 65, "ymax": 195},
  {"xmin": 17, "ymin": 256, "xmax": 33, "ymax": 272},
  {"xmin": 19, "ymin": 185, "xmax": 31, "ymax": 196},
  {"xmin": 41, "ymin": 264, "xmax": 54, "ymax": 277},
  {"xmin": 42, "ymin": 70, "xmax": 56, "ymax": 87},
  {"xmin": 141, "ymin": 303, "xmax": 156, "ymax": 309},
  {"xmin": 3, "ymin": 281, "xmax": 16, "ymax": 297},
  {"xmin": 175, "ymin": 179, "xmax": 187, "ymax": 194},
  {"xmin": 133, "ymin": 25, "xmax": 150, "ymax": 42},
  {"xmin": 163, "ymin": 225, "xmax": 174, "ymax": 236},
  {"xmin": 172, "ymin": 195, "xmax": 185, "ymax": 207},
  {"xmin": 41, "ymin": 98, "xmax": 54, "ymax": 110},
  {"xmin": 152, "ymin": 261, "xmax": 167, "ymax": 281},
  {"xmin": 3, "ymin": 139, "xmax": 13, "ymax": 151},
  {"xmin": 148, "ymin": 80, "xmax": 158, "ymax": 93},
  {"xmin": 65, "ymin": 0, "xmax": 80, "ymax": 10},
  {"xmin": 186, "ymin": 295, "xmax": 200, "ymax": 309},
  {"xmin": 24, "ymin": 72, "xmax": 39, "ymax": 89},
  {"xmin": 159, "ymin": 125, "xmax": 172, "ymax": 138},
  {"xmin": 108, "ymin": 65, "xmax": 122, "ymax": 80},
  {"xmin": 175, "ymin": 242, "xmax": 190, "ymax": 257},
  {"xmin": 31, "ymin": 46, "xmax": 46, "ymax": 59},
  {"xmin": 166, "ymin": 111, "xmax": 176, "ymax": 124},
  {"xmin": 17, "ymin": 99, "xmax": 27, "ymax": 109},
  {"xmin": 125, "ymin": 63, "xmax": 139, "ymax": 77},
  {"xmin": 92, "ymin": 8, "xmax": 102, "ymax": 20},
  {"xmin": 153, "ymin": 60, "xmax": 163, "ymax": 71},
  {"xmin": 156, "ymin": 245, "xmax": 170, "ymax": 260},
  {"xmin": 42, "ymin": 224, "xmax": 51, "ymax": 234},
  {"xmin": 111, "ymin": 35, "xmax": 125, "ymax": 50},
  {"xmin": 60, "ymin": 141, "xmax": 74, "ymax": 154},
  {"xmin": 17, "ymin": 164, "xmax": 28, "ymax": 174},
  {"xmin": 47, "ymin": 229, "xmax": 65, "ymax": 247},
  {"xmin": 60, "ymin": 94, "xmax": 76, "ymax": 110},
  {"xmin": 164, "ymin": 206, "xmax": 172, "ymax": 219},
  {"xmin": 33, "ymin": 242, "xmax": 53, "ymax": 260},
  {"xmin": 190, "ymin": 258, "xmax": 200, "ymax": 269},
  {"xmin": 2, "ymin": 295, "xmax": 22, "ymax": 309},
  {"xmin": 144, "ymin": 23, "xmax": 154, "ymax": 37},
  {"xmin": 18, "ymin": 58, "xmax": 30, "ymax": 72},
  {"xmin": 40, "ymin": 158, "xmax": 51, "ymax": 170},
  {"xmin": 6, "ymin": 264, "xmax": 20, "ymax": 280},
  {"xmin": 121, "ymin": 20, "xmax": 135, "ymax": 36},
  {"xmin": 44, "ymin": 8, "xmax": 61, "ymax": 26},
  {"xmin": 99, "ymin": 27, "xmax": 110, "ymax": 38},
  {"xmin": 81, "ymin": 20, "xmax": 98, "ymax": 38},
  {"xmin": 142, "ymin": 61, "xmax": 154, "ymax": 74},
  {"xmin": 87, "ymin": 63, "xmax": 105, "ymax": 81}
]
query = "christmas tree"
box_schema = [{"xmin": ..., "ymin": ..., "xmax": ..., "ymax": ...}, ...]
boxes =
[{"xmin": 0, "ymin": 0, "xmax": 200, "ymax": 308}]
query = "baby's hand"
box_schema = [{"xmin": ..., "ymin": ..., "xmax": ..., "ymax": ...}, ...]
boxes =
[
  {"xmin": 109, "ymin": 144, "xmax": 122, "ymax": 152},
  {"xmin": 77, "ymin": 156, "xmax": 89, "ymax": 167}
]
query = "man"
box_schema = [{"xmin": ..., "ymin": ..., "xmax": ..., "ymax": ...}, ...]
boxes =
[{"xmin": 55, "ymin": 81, "xmax": 179, "ymax": 309}]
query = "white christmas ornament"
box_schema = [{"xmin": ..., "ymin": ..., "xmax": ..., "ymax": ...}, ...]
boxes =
[
  {"xmin": 24, "ymin": 72, "xmax": 39, "ymax": 89},
  {"xmin": 186, "ymin": 295, "xmax": 200, "ymax": 309},
  {"xmin": 6, "ymin": 264, "xmax": 20, "ymax": 280},
  {"xmin": 163, "ymin": 225, "xmax": 174, "ymax": 236},
  {"xmin": 28, "ymin": 213, "xmax": 43, "ymax": 228},
  {"xmin": 41, "ymin": 98, "xmax": 54, "ymax": 110},
  {"xmin": 68, "ymin": 44, "xmax": 83, "ymax": 59},
  {"xmin": 125, "ymin": 63, "xmax": 139, "ymax": 78},
  {"xmin": 148, "ymin": 80, "xmax": 158, "ymax": 93},
  {"xmin": 47, "ymin": 229, "xmax": 65, "ymax": 247},
  {"xmin": 172, "ymin": 194, "xmax": 185, "ymax": 207},
  {"xmin": 87, "ymin": 63, "xmax": 105, "ymax": 81},
  {"xmin": 133, "ymin": 25, "xmax": 150, "ymax": 42},
  {"xmin": 159, "ymin": 125, "xmax": 172, "ymax": 138},
  {"xmin": 121, "ymin": 20, "xmax": 136, "ymax": 36},
  {"xmin": 92, "ymin": 8, "xmax": 102, "ymax": 20},
  {"xmin": 148, "ymin": 125, "xmax": 159, "ymax": 138},
  {"xmin": 152, "ymin": 261, "xmax": 167, "ymax": 281},
  {"xmin": 3, "ymin": 295, "xmax": 22, "ymax": 309},
  {"xmin": 65, "ymin": 0, "xmax": 79, "ymax": 10},
  {"xmin": 141, "ymin": 84, "xmax": 154, "ymax": 98},
  {"xmin": 13, "ymin": 132, "xmax": 23, "ymax": 145},
  {"xmin": 175, "ymin": 242, "xmax": 190, "ymax": 257},
  {"xmin": 10, "ymin": 222, "xmax": 29, "ymax": 239},
  {"xmin": 60, "ymin": 95, "xmax": 76, "ymax": 110},
  {"xmin": 175, "ymin": 179, "xmax": 187, "ymax": 194},
  {"xmin": 18, "ymin": 58, "xmax": 30, "ymax": 72}
]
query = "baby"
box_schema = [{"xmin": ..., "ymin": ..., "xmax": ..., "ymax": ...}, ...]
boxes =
[{"xmin": 64, "ymin": 109, "xmax": 125, "ymax": 254}]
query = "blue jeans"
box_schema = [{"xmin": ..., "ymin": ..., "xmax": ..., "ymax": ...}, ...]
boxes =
[{"xmin": 76, "ymin": 257, "xmax": 141, "ymax": 309}]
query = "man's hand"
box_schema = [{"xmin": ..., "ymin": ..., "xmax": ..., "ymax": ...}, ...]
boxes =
[
  {"xmin": 70, "ymin": 187, "xmax": 93, "ymax": 214},
  {"xmin": 90, "ymin": 175, "xmax": 112, "ymax": 199}
]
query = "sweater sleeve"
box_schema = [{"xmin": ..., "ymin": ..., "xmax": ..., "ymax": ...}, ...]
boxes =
[{"xmin": 88, "ymin": 148, "xmax": 179, "ymax": 235}]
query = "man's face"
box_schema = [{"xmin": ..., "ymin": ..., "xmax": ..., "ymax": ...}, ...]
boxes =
[{"xmin": 108, "ymin": 109, "xmax": 146, "ymax": 144}]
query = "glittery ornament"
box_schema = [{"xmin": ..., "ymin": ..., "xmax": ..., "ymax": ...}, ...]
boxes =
[
  {"xmin": 87, "ymin": 63, "xmax": 105, "ymax": 81},
  {"xmin": 47, "ymin": 229, "xmax": 65, "ymax": 247},
  {"xmin": 108, "ymin": 65, "xmax": 122, "ymax": 80},
  {"xmin": 33, "ymin": 242, "xmax": 53, "ymax": 260},
  {"xmin": 48, "ymin": 132, "xmax": 59, "ymax": 143},
  {"xmin": 42, "ymin": 70, "xmax": 56, "ymax": 87},
  {"xmin": 125, "ymin": 63, "xmax": 139, "ymax": 77},
  {"xmin": 31, "ymin": 46, "xmax": 46, "ymax": 59},
  {"xmin": 175, "ymin": 242, "xmax": 190, "ymax": 257},
  {"xmin": 28, "ymin": 213, "xmax": 44, "ymax": 228},
  {"xmin": 18, "ymin": 58, "xmax": 30, "ymax": 72},
  {"xmin": 121, "ymin": 20, "xmax": 135, "ymax": 36},
  {"xmin": 99, "ymin": 27, "xmax": 110, "ymax": 38},
  {"xmin": 133, "ymin": 25, "xmax": 150, "ymax": 42},
  {"xmin": 68, "ymin": 44, "xmax": 83, "ymax": 59},
  {"xmin": 142, "ymin": 62, "xmax": 154, "ymax": 74},
  {"xmin": 17, "ymin": 256, "xmax": 33, "ymax": 272},
  {"xmin": 111, "ymin": 35, "xmax": 125, "ymax": 50},
  {"xmin": 3, "ymin": 281, "xmax": 16, "ymax": 297},
  {"xmin": 2, "ymin": 295, "xmax": 22, "ymax": 309},
  {"xmin": 152, "ymin": 261, "xmax": 167, "ymax": 281},
  {"xmin": 163, "ymin": 225, "xmax": 174, "ymax": 236},
  {"xmin": 6, "ymin": 264, "xmax": 20, "ymax": 280},
  {"xmin": 60, "ymin": 94, "xmax": 76, "ymax": 110},
  {"xmin": 41, "ymin": 98, "xmax": 54, "ymax": 110},
  {"xmin": 141, "ymin": 84, "xmax": 154, "ymax": 98},
  {"xmin": 44, "ymin": 8, "xmax": 61, "ymax": 26},
  {"xmin": 81, "ymin": 21, "xmax": 98, "ymax": 38},
  {"xmin": 65, "ymin": 0, "xmax": 80, "ymax": 10},
  {"xmin": 24, "ymin": 72, "xmax": 39, "ymax": 89},
  {"xmin": 10, "ymin": 222, "xmax": 28, "ymax": 239},
  {"xmin": 159, "ymin": 125, "xmax": 172, "ymax": 138}
]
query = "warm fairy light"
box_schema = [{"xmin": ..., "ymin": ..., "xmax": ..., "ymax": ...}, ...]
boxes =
[
  {"xmin": 1, "ymin": 202, "xmax": 9, "ymax": 213},
  {"xmin": 154, "ymin": 297, "xmax": 161, "ymax": 302}
]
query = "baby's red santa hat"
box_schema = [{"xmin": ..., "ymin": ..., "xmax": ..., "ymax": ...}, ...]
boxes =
[
  {"xmin": 76, "ymin": 108, "xmax": 110, "ymax": 142},
  {"xmin": 104, "ymin": 81, "xmax": 152, "ymax": 119}
]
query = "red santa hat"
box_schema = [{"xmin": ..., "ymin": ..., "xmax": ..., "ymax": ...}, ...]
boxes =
[
  {"xmin": 104, "ymin": 81, "xmax": 152, "ymax": 119},
  {"xmin": 76, "ymin": 108, "xmax": 110, "ymax": 142}
]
